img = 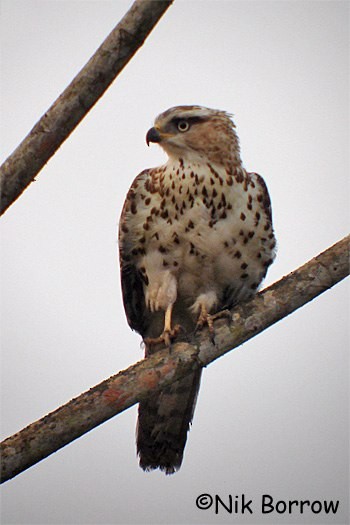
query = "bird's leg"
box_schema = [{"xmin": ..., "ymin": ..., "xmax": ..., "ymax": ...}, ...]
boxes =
[
  {"xmin": 196, "ymin": 306, "xmax": 232, "ymax": 336},
  {"xmin": 164, "ymin": 302, "xmax": 173, "ymax": 332},
  {"xmin": 162, "ymin": 303, "xmax": 175, "ymax": 346},
  {"xmin": 197, "ymin": 305, "xmax": 232, "ymax": 346},
  {"xmin": 194, "ymin": 303, "xmax": 217, "ymax": 346},
  {"xmin": 144, "ymin": 303, "xmax": 180, "ymax": 347},
  {"xmin": 191, "ymin": 291, "xmax": 218, "ymax": 337},
  {"xmin": 195, "ymin": 303, "xmax": 214, "ymax": 334}
]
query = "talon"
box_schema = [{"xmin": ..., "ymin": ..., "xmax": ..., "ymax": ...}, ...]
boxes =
[
  {"xmin": 144, "ymin": 303, "xmax": 181, "ymax": 348},
  {"xmin": 211, "ymin": 309, "xmax": 232, "ymax": 322},
  {"xmin": 195, "ymin": 305, "xmax": 215, "ymax": 335},
  {"xmin": 195, "ymin": 308, "xmax": 231, "ymax": 345},
  {"xmin": 144, "ymin": 325, "xmax": 181, "ymax": 348}
]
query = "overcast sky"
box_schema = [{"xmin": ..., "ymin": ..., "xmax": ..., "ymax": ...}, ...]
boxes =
[{"xmin": 1, "ymin": 1, "xmax": 349, "ymax": 524}]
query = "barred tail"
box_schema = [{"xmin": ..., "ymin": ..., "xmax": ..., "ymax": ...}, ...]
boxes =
[{"xmin": 137, "ymin": 368, "xmax": 202, "ymax": 474}]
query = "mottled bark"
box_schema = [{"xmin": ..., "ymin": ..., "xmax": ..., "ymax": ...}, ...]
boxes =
[
  {"xmin": 1, "ymin": 236, "xmax": 349, "ymax": 482},
  {"xmin": 0, "ymin": 0, "xmax": 173, "ymax": 215}
]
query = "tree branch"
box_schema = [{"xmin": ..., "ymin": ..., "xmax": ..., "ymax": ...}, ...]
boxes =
[
  {"xmin": 1, "ymin": 235, "xmax": 348, "ymax": 483},
  {"xmin": 0, "ymin": 0, "xmax": 173, "ymax": 215}
]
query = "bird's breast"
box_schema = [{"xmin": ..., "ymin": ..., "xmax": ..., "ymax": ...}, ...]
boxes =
[{"xmin": 123, "ymin": 160, "xmax": 276, "ymax": 303}]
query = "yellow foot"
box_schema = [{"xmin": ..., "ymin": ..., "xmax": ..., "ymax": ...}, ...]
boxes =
[
  {"xmin": 144, "ymin": 325, "xmax": 181, "ymax": 348},
  {"xmin": 195, "ymin": 309, "xmax": 231, "ymax": 343},
  {"xmin": 211, "ymin": 309, "xmax": 232, "ymax": 322},
  {"xmin": 196, "ymin": 311, "xmax": 215, "ymax": 334}
]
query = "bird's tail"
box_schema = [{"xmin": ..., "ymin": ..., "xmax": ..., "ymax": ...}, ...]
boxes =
[{"xmin": 137, "ymin": 364, "xmax": 202, "ymax": 474}]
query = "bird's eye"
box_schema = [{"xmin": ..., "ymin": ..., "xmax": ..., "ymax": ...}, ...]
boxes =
[{"xmin": 177, "ymin": 120, "xmax": 190, "ymax": 132}]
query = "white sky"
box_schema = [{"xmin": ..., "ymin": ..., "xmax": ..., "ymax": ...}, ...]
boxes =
[{"xmin": 1, "ymin": 1, "xmax": 349, "ymax": 524}]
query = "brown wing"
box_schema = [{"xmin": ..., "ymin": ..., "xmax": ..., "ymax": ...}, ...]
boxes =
[
  {"xmin": 119, "ymin": 170, "xmax": 151, "ymax": 336},
  {"xmin": 252, "ymin": 172, "xmax": 273, "ymax": 223},
  {"xmin": 120, "ymin": 262, "xmax": 147, "ymax": 335}
]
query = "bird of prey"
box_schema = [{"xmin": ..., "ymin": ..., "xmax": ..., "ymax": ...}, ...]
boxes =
[{"xmin": 119, "ymin": 105, "xmax": 276, "ymax": 474}]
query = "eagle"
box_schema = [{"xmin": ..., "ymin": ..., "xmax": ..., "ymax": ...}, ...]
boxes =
[{"xmin": 119, "ymin": 105, "xmax": 276, "ymax": 474}]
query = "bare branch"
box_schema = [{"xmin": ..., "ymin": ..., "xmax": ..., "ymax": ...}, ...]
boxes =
[
  {"xmin": 0, "ymin": 0, "xmax": 173, "ymax": 215},
  {"xmin": 1, "ymin": 235, "xmax": 348, "ymax": 483}
]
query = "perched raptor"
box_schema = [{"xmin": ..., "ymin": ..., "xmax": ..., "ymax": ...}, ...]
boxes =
[{"xmin": 119, "ymin": 106, "xmax": 276, "ymax": 474}]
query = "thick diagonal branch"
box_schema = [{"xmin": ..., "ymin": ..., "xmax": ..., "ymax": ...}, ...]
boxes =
[
  {"xmin": 0, "ymin": 0, "xmax": 173, "ymax": 215},
  {"xmin": 1, "ymin": 235, "xmax": 349, "ymax": 483}
]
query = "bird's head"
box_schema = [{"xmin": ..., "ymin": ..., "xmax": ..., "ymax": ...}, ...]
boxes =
[{"xmin": 146, "ymin": 105, "xmax": 242, "ymax": 167}]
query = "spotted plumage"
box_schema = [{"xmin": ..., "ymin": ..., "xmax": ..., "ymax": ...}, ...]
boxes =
[{"xmin": 119, "ymin": 105, "xmax": 276, "ymax": 474}]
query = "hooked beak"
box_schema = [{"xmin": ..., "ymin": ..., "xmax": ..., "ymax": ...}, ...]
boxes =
[{"xmin": 146, "ymin": 127, "xmax": 161, "ymax": 146}]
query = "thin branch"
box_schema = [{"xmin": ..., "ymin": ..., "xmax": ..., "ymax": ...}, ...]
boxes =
[
  {"xmin": 0, "ymin": 0, "xmax": 173, "ymax": 215},
  {"xmin": 1, "ymin": 236, "xmax": 348, "ymax": 483}
]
